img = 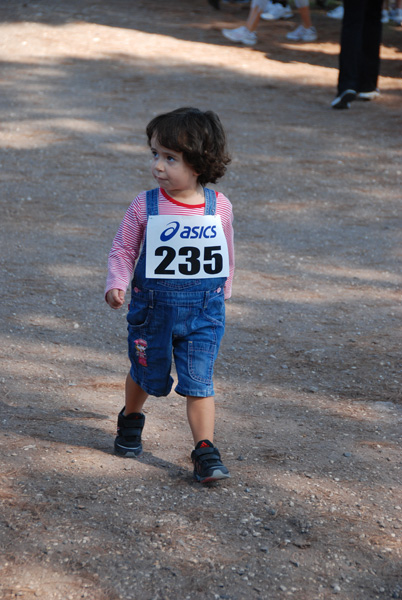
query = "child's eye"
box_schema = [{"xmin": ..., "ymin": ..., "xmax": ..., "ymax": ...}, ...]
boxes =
[
  {"xmin": 151, "ymin": 150, "xmax": 158, "ymax": 158},
  {"xmin": 167, "ymin": 156, "xmax": 176, "ymax": 162}
]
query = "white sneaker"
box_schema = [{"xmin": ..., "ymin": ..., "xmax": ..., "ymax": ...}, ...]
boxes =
[
  {"xmin": 390, "ymin": 8, "xmax": 402, "ymax": 24},
  {"xmin": 327, "ymin": 5, "xmax": 344, "ymax": 19},
  {"xmin": 381, "ymin": 9, "xmax": 389, "ymax": 23},
  {"xmin": 286, "ymin": 25, "xmax": 317, "ymax": 42},
  {"xmin": 222, "ymin": 25, "xmax": 257, "ymax": 45},
  {"xmin": 357, "ymin": 89, "xmax": 380, "ymax": 101},
  {"xmin": 261, "ymin": 3, "xmax": 293, "ymax": 21}
]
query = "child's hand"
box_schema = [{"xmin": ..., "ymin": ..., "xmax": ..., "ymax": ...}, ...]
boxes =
[{"xmin": 106, "ymin": 288, "xmax": 125, "ymax": 309}]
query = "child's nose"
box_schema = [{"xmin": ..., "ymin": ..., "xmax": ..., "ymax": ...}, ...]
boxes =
[{"xmin": 155, "ymin": 157, "xmax": 164, "ymax": 171}]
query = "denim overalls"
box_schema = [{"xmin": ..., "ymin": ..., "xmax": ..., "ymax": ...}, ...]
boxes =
[{"xmin": 127, "ymin": 188, "xmax": 227, "ymax": 398}]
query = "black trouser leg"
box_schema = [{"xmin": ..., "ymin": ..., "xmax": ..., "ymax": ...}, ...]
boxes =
[
  {"xmin": 337, "ymin": 0, "xmax": 382, "ymax": 94},
  {"xmin": 358, "ymin": 0, "xmax": 382, "ymax": 92}
]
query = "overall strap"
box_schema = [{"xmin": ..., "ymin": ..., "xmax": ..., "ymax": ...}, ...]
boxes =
[
  {"xmin": 204, "ymin": 187, "xmax": 217, "ymax": 216},
  {"xmin": 146, "ymin": 188, "xmax": 159, "ymax": 217}
]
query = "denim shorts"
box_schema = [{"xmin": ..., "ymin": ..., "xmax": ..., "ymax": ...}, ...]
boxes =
[{"xmin": 127, "ymin": 287, "xmax": 225, "ymax": 398}]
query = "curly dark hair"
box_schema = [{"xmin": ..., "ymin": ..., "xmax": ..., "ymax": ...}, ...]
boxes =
[{"xmin": 146, "ymin": 107, "xmax": 231, "ymax": 186}]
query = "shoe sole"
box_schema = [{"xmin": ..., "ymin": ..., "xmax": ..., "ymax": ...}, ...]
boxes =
[
  {"xmin": 222, "ymin": 30, "xmax": 257, "ymax": 45},
  {"xmin": 114, "ymin": 442, "xmax": 143, "ymax": 457},
  {"xmin": 286, "ymin": 34, "xmax": 317, "ymax": 41},
  {"xmin": 194, "ymin": 470, "xmax": 231, "ymax": 484}
]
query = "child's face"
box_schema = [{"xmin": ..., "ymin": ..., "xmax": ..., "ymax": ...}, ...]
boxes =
[{"xmin": 150, "ymin": 135, "xmax": 199, "ymax": 196}]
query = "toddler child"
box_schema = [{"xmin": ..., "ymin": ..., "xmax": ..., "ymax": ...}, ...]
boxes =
[{"xmin": 105, "ymin": 107, "xmax": 234, "ymax": 484}]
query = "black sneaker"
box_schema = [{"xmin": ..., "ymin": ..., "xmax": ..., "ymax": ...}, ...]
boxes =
[
  {"xmin": 331, "ymin": 89, "xmax": 357, "ymax": 109},
  {"xmin": 191, "ymin": 440, "xmax": 230, "ymax": 483},
  {"xmin": 114, "ymin": 408, "xmax": 145, "ymax": 457}
]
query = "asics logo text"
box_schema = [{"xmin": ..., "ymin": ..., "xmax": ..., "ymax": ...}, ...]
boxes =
[{"xmin": 160, "ymin": 221, "xmax": 217, "ymax": 242}]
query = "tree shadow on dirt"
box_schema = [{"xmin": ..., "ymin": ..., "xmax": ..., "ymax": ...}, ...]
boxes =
[{"xmin": 1, "ymin": 0, "xmax": 401, "ymax": 79}]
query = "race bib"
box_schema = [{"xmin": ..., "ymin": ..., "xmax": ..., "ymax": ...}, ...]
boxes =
[{"xmin": 145, "ymin": 215, "xmax": 229, "ymax": 279}]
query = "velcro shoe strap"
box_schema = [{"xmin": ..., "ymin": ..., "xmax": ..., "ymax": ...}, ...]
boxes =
[
  {"xmin": 193, "ymin": 446, "xmax": 219, "ymax": 459},
  {"xmin": 119, "ymin": 426, "xmax": 143, "ymax": 436}
]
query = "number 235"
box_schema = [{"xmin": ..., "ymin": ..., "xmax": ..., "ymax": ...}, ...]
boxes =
[{"xmin": 154, "ymin": 245, "xmax": 223, "ymax": 276}]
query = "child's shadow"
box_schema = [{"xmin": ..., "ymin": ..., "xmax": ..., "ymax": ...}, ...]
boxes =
[
  {"xmin": 131, "ymin": 452, "xmax": 224, "ymax": 487},
  {"xmin": 105, "ymin": 449, "xmax": 221, "ymax": 487},
  {"xmin": 122, "ymin": 450, "xmax": 194, "ymax": 484}
]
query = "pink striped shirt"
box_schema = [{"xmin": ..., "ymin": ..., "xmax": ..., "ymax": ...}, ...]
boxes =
[{"xmin": 106, "ymin": 188, "xmax": 235, "ymax": 300}]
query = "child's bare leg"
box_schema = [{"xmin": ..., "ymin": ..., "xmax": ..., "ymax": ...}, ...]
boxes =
[
  {"xmin": 187, "ymin": 395, "xmax": 215, "ymax": 445},
  {"xmin": 246, "ymin": 5, "xmax": 262, "ymax": 31},
  {"xmin": 299, "ymin": 6, "xmax": 312, "ymax": 28},
  {"xmin": 125, "ymin": 372, "xmax": 148, "ymax": 414}
]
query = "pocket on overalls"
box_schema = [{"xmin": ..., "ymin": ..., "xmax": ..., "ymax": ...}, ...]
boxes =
[
  {"xmin": 203, "ymin": 294, "xmax": 225, "ymax": 327},
  {"xmin": 188, "ymin": 340, "xmax": 216, "ymax": 384},
  {"xmin": 127, "ymin": 297, "xmax": 151, "ymax": 328}
]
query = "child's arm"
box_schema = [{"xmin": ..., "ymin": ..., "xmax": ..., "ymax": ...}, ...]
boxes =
[
  {"xmin": 106, "ymin": 288, "xmax": 125, "ymax": 309},
  {"xmin": 105, "ymin": 193, "xmax": 146, "ymax": 304}
]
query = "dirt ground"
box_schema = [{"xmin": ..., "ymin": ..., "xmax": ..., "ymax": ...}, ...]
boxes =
[{"xmin": 1, "ymin": 1, "xmax": 402, "ymax": 599}]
